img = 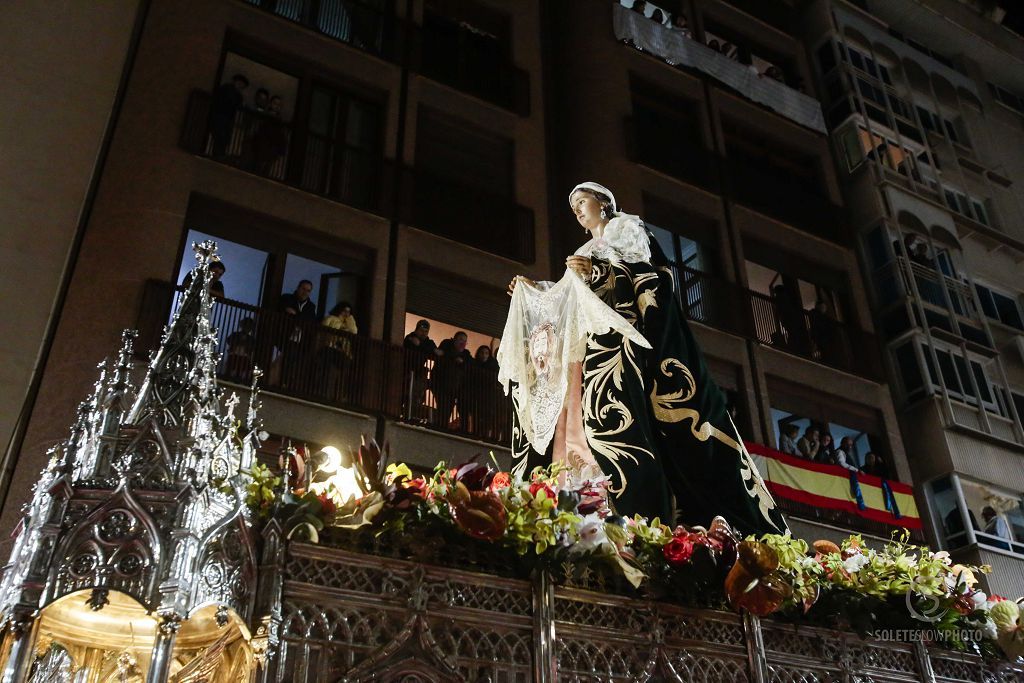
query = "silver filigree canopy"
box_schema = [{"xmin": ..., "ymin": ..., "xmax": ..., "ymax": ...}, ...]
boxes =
[{"xmin": 0, "ymin": 241, "xmax": 263, "ymax": 632}]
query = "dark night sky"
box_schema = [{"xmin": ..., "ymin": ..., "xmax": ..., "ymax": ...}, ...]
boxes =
[{"xmin": 1001, "ymin": 2, "xmax": 1024, "ymax": 36}]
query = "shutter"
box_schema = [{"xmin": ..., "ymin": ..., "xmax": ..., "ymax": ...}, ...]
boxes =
[{"xmin": 406, "ymin": 264, "xmax": 509, "ymax": 338}]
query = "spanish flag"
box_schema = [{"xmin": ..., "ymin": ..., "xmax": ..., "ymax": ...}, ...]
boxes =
[{"xmin": 745, "ymin": 442, "xmax": 921, "ymax": 530}]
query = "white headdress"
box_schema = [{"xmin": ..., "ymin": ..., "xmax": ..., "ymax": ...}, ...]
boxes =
[{"xmin": 569, "ymin": 182, "xmax": 618, "ymax": 215}]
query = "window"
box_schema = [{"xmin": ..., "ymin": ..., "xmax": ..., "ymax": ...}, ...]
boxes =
[
  {"xmin": 989, "ymin": 81, "xmax": 1024, "ymax": 116},
  {"xmin": 975, "ymin": 283, "xmax": 1024, "ymax": 330},
  {"xmin": 894, "ymin": 342, "xmax": 925, "ymax": 398},
  {"xmin": 958, "ymin": 478, "xmax": 1024, "ymax": 554},
  {"xmin": 839, "ymin": 43, "xmax": 892, "ymax": 85},
  {"xmin": 413, "ymin": 108, "xmax": 526, "ymax": 259},
  {"xmin": 175, "ymin": 229, "xmax": 269, "ymax": 306},
  {"xmin": 769, "ymin": 407, "xmax": 877, "ymax": 470},
  {"xmin": 942, "ymin": 185, "xmax": 990, "ymax": 225},
  {"xmin": 301, "ymin": 84, "xmax": 382, "ymax": 208},
  {"xmin": 421, "ymin": 0, "xmax": 519, "ymax": 110},
  {"xmin": 193, "ymin": 47, "xmax": 385, "ymax": 209},
  {"xmin": 630, "ymin": 79, "xmax": 707, "ymax": 185}
]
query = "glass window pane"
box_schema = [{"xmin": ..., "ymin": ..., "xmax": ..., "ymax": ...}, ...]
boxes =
[
  {"xmin": 971, "ymin": 361, "xmax": 992, "ymax": 403},
  {"xmin": 975, "ymin": 284, "xmax": 998, "ymax": 318},
  {"xmin": 931, "ymin": 476, "xmax": 971, "ymax": 548},
  {"xmin": 176, "ymin": 229, "xmax": 269, "ymax": 306},
  {"xmin": 936, "ymin": 350, "xmax": 962, "ymax": 394},
  {"xmin": 895, "ymin": 342, "xmax": 924, "ymax": 395},
  {"xmin": 993, "ymin": 291, "xmax": 1023, "ymax": 329},
  {"xmin": 647, "ymin": 223, "xmax": 678, "ymax": 265}
]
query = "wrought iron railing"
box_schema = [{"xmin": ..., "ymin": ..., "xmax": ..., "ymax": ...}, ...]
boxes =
[
  {"xmin": 240, "ymin": 0, "xmax": 530, "ymax": 114},
  {"xmin": 748, "ymin": 290, "xmax": 882, "ymax": 379},
  {"xmin": 137, "ymin": 281, "xmax": 513, "ymax": 444},
  {"xmin": 180, "ymin": 89, "xmax": 535, "ymax": 263}
]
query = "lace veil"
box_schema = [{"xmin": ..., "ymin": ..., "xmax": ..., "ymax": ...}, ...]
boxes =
[{"xmin": 497, "ymin": 271, "xmax": 651, "ymax": 455}]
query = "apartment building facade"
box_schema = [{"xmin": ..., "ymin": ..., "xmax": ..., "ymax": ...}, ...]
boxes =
[
  {"xmin": 2, "ymin": 0, "xmax": 916, "ymax": 554},
  {"xmin": 803, "ymin": 0, "xmax": 1024, "ymax": 597}
]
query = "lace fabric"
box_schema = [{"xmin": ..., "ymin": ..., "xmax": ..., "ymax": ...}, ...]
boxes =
[
  {"xmin": 497, "ymin": 270, "xmax": 651, "ymax": 455},
  {"xmin": 574, "ymin": 214, "xmax": 652, "ymax": 264}
]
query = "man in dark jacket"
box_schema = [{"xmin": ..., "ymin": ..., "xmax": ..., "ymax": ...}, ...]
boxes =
[
  {"xmin": 210, "ymin": 74, "xmax": 248, "ymax": 157},
  {"xmin": 434, "ymin": 331, "xmax": 473, "ymax": 430},
  {"xmin": 403, "ymin": 320, "xmax": 441, "ymax": 421},
  {"xmin": 278, "ymin": 280, "xmax": 317, "ymax": 387}
]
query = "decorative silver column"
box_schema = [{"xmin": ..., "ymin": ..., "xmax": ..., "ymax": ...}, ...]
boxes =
[
  {"xmin": 531, "ymin": 569, "xmax": 557, "ymax": 683},
  {"xmin": 0, "ymin": 618, "xmax": 35, "ymax": 683},
  {"xmin": 146, "ymin": 615, "xmax": 182, "ymax": 683}
]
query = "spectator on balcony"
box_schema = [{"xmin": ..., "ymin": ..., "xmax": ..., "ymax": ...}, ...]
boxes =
[
  {"xmin": 210, "ymin": 73, "xmax": 249, "ymax": 157},
  {"xmin": 278, "ymin": 280, "xmax": 317, "ymax": 387},
  {"xmin": 225, "ymin": 317, "xmax": 256, "ymax": 382},
  {"xmin": 772, "ymin": 284, "xmax": 811, "ymax": 356},
  {"xmin": 317, "ymin": 301, "xmax": 357, "ymax": 401},
  {"xmin": 181, "ymin": 260, "xmax": 226, "ymax": 299},
  {"xmin": 403, "ymin": 320, "xmax": 440, "ymax": 421},
  {"xmin": 862, "ymin": 451, "xmax": 889, "ymax": 479},
  {"xmin": 809, "ymin": 299, "xmax": 841, "ymax": 366},
  {"xmin": 252, "ymin": 88, "xmax": 270, "ymax": 113},
  {"xmin": 797, "ymin": 426, "xmax": 820, "ymax": 460},
  {"xmin": 434, "ymin": 331, "xmax": 474, "ymax": 431},
  {"xmin": 834, "ymin": 436, "xmax": 861, "ymax": 473},
  {"xmin": 982, "ymin": 506, "xmax": 1011, "ymax": 542},
  {"xmin": 475, "ymin": 345, "xmax": 499, "ymax": 372},
  {"xmin": 910, "ymin": 242, "xmax": 935, "ymax": 269},
  {"xmin": 707, "ymin": 38, "xmax": 721, "ymax": 52},
  {"xmin": 252, "ymin": 95, "xmax": 288, "ymax": 177},
  {"xmin": 670, "ymin": 14, "xmax": 692, "ymax": 38},
  {"xmin": 778, "ymin": 424, "xmax": 799, "ymax": 456},
  {"xmin": 815, "ymin": 433, "xmax": 836, "ymax": 465},
  {"xmin": 464, "ymin": 345, "xmax": 499, "ymax": 439},
  {"xmin": 322, "ymin": 301, "xmax": 358, "ymax": 355}
]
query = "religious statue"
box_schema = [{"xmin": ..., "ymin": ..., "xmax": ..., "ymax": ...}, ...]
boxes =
[{"xmin": 499, "ymin": 182, "xmax": 787, "ymax": 535}]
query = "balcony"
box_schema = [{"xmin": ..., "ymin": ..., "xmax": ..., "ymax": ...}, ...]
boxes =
[
  {"xmin": 137, "ymin": 282, "xmax": 512, "ymax": 445},
  {"xmin": 180, "ymin": 90, "xmax": 535, "ymax": 263},
  {"xmin": 240, "ymin": 0, "xmax": 530, "ymax": 114},
  {"xmin": 680, "ymin": 267, "xmax": 884, "ymax": 380},
  {"xmin": 612, "ymin": 3, "xmax": 826, "ymax": 134},
  {"xmin": 747, "ymin": 441, "xmax": 924, "ymax": 542}
]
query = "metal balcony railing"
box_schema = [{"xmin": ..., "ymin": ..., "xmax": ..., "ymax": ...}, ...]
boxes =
[
  {"xmin": 137, "ymin": 281, "xmax": 513, "ymax": 445},
  {"xmin": 180, "ymin": 89, "xmax": 536, "ymax": 263},
  {"xmin": 240, "ymin": 0, "xmax": 530, "ymax": 114}
]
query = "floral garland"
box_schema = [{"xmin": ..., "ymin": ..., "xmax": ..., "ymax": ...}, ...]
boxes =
[{"xmin": 244, "ymin": 441, "xmax": 1024, "ymax": 661}]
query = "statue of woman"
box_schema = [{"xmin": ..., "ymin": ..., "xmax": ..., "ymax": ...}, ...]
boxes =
[{"xmin": 503, "ymin": 182, "xmax": 786, "ymax": 535}]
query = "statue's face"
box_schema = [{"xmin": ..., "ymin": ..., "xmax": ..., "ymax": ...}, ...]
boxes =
[{"xmin": 570, "ymin": 191, "xmax": 605, "ymax": 231}]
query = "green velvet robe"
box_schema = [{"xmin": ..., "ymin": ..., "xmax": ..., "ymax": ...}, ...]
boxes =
[{"xmin": 511, "ymin": 242, "xmax": 787, "ymax": 536}]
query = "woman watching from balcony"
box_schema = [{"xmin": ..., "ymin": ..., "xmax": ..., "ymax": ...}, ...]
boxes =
[{"xmin": 502, "ymin": 182, "xmax": 787, "ymax": 535}]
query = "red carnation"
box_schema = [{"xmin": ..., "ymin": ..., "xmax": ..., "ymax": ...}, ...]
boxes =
[
  {"xmin": 663, "ymin": 537, "xmax": 695, "ymax": 566},
  {"xmin": 317, "ymin": 494, "xmax": 336, "ymax": 516}
]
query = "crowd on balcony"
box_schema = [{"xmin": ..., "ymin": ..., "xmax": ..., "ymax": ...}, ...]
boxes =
[
  {"xmin": 403, "ymin": 320, "xmax": 506, "ymax": 439},
  {"xmin": 776, "ymin": 421, "xmax": 891, "ymax": 479},
  {"xmin": 208, "ymin": 72, "xmax": 290, "ymax": 177},
  {"xmin": 619, "ymin": 0, "xmax": 792, "ymax": 85}
]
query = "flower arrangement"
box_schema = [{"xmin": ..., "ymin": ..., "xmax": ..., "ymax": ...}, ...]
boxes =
[{"xmin": 244, "ymin": 441, "xmax": 1023, "ymax": 661}]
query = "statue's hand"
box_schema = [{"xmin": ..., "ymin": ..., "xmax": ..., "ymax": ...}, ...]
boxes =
[
  {"xmin": 566, "ymin": 255, "xmax": 592, "ymax": 281},
  {"xmin": 508, "ymin": 275, "xmax": 535, "ymax": 296}
]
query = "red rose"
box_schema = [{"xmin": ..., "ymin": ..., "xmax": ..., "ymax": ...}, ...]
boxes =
[
  {"xmin": 490, "ymin": 472, "xmax": 512, "ymax": 491},
  {"xmin": 663, "ymin": 537, "xmax": 695, "ymax": 566},
  {"xmin": 529, "ymin": 481, "xmax": 556, "ymax": 500}
]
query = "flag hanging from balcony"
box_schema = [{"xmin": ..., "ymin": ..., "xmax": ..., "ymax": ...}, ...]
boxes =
[{"xmin": 745, "ymin": 442, "xmax": 921, "ymax": 530}]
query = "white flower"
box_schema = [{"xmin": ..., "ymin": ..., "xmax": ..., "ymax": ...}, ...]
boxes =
[
  {"xmin": 843, "ymin": 553, "xmax": 869, "ymax": 573},
  {"xmin": 972, "ymin": 591, "xmax": 988, "ymax": 608},
  {"xmin": 573, "ymin": 513, "xmax": 609, "ymax": 552},
  {"xmin": 931, "ymin": 551, "xmax": 952, "ymax": 565},
  {"xmin": 982, "ymin": 617, "xmax": 998, "ymax": 640}
]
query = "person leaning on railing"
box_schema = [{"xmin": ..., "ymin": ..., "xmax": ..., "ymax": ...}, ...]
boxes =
[{"xmin": 315, "ymin": 302, "xmax": 358, "ymax": 402}]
